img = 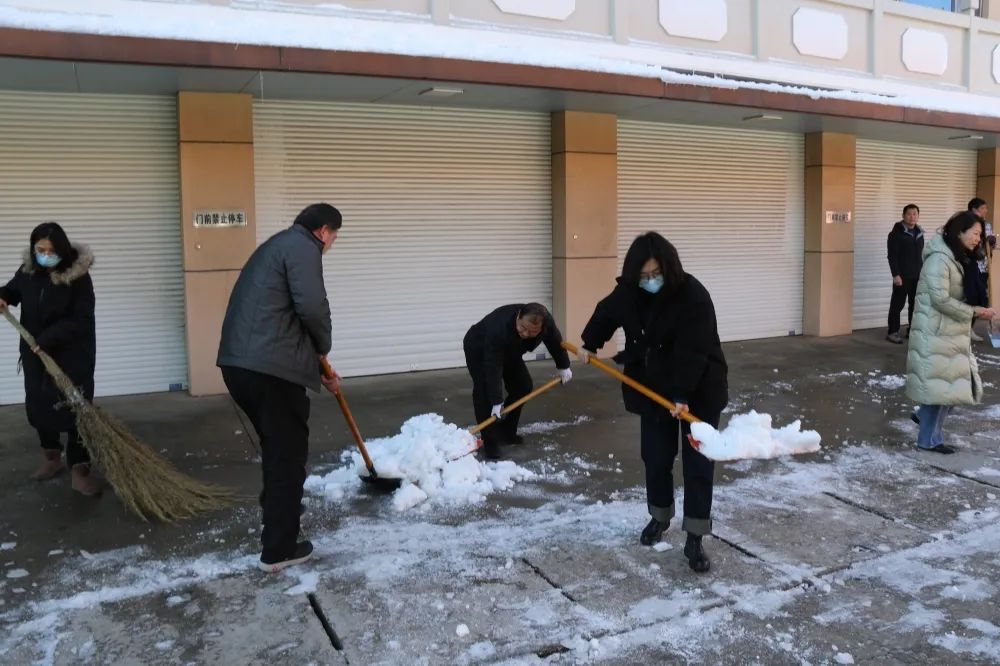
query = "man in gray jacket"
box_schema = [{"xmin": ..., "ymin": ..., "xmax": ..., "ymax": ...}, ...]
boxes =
[{"xmin": 218, "ymin": 203, "xmax": 341, "ymax": 573}]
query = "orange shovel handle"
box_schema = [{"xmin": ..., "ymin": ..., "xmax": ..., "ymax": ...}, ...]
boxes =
[
  {"xmin": 469, "ymin": 377, "xmax": 563, "ymax": 435},
  {"xmin": 560, "ymin": 341, "xmax": 703, "ymax": 426},
  {"xmin": 320, "ymin": 357, "xmax": 377, "ymax": 475}
]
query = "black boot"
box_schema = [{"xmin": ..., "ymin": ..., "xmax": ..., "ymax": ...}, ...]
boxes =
[
  {"xmin": 640, "ymin": 518, "xmax": 668, "ymax": 546},
  {"xmin": 482, "ymin": 439, "xmax": 503, "ymax": 461},
  {"xmin": 684, "ymin": 534, "xmax": 711, "ymax": 573}
]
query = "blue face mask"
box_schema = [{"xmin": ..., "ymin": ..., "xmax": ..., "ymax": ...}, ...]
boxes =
[
  {"xmin": 35, "ymin": 253, "xmax": 61, "ymax": 269},
  {"xmin": 639, "ymin": 275, "xmax": 664, "ymax": 294}
]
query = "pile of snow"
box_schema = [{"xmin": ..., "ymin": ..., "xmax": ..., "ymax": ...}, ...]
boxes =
[
  {"xmin": 304, "ymin": 414, "xmax": 535, "ymax": 511},
  {"xmin": 867, "ymin": 375, "xmax": 906, "ymax": 390},
  {"xmin": 691, "ymin": 411, "xmax": 821, "ymax": 462}
]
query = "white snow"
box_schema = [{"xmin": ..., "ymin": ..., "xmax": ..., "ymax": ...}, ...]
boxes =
[
  {"xmin": 283, "ymin": 571, "xmax": 319, "ymax": 596},
  {"xmin": 691, "ymin": 411, "xmax": 822, "ymax": 462},
  {"xmin": 154, "ymin": 640, "xmax": 174, "ymax": 650},
  {"xmin": 305, "ymin": 414, "xmax": 535, "ymax": 511},
  {"xmin": 0, "ymin": 543, "xmax": 14, "ymax": 551},
  {"xmin": 468, "ymin": 641, "xmax": 496, "ymax": 658},
  {"xmin": 455, "ymin": 623, "xmax": 470, "ymax": 638},
  {"xmin": 835, "ymin": 652, "xmax": 855, "ymax": 664},
  {"xmin": 165, "ymin": 595, "xmax": 186, "ymax": 607},
  {"xmin": 4, "ymin": 0, "xmax": 1000, "ymax": 124},
  {"xmin": 652, "ymin": 542, "xmax": 673, "ymax": 552},
  {"xmin": 6, "ymin": 569, "xmax": 28, "ymax": 579},
  {"xmin": 866, "ymin": 375, "xmax": 906, "ymax": 390}
]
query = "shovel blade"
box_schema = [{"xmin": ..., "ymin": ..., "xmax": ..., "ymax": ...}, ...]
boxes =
[
  {"xmin": 990, "ymin": 333, "xmax": 1000, "ymax": 348},
  {"xmin": 359, "ymin": 473, "xmax": 403, "ymax": 491}
]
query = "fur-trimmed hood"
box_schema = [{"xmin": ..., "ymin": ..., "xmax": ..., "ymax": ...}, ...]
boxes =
[{"xmin": 21, "ymin": 244, "xmax": 94, "ymax": 286}]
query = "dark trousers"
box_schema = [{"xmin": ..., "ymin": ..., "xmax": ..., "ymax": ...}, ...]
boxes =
[
  {"xmin": 221, "ymin": 366, "xmax": 310, "ymax": 561},
  {"xmin": 37, "ymin": 427, "xmax": 89, "ymax": 467},
  {"xmin": 640, "ymin": 414, "xmax": 714, "ymax": 535},
  {"xmin": 888, "ymin": 278, "xmax": 918, "ymax": 334},
  {"xmin": 464, "ymin": 349, "xmax": 533, "ymax": 445}
]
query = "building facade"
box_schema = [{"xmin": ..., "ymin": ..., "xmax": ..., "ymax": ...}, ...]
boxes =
[{"xmin": 0, "ymin": 0, "xmax": 998, "ymax": 402}]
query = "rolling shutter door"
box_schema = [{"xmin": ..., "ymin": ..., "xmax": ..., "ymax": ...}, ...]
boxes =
[
  {"xmin": 0, "ymin": 91, "xmax": 186, "ymax": 404},
  {"xmin": 853, "ymin": 139, "xmax": 977, "ymax": 329},
  {"xmin": 618, "ymin": 121, "xmax": 805, "ymax": 341},
  {"xmin": 253, "ymin": 101, "xmax": 552, "ymax": 376}
]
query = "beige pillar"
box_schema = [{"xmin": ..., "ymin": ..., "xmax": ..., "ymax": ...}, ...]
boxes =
[
  {"xmin": 803, "ymin": 132, "xmax": 856, "ymax": 337},
  {"xmin": 979, "ymin": 148, "xmax": 1000, "ymax": 307},
  {"xmin": 177, "ymin": 92, "xmax": 257, "ymax": 395},
  {"xmin": 551, "ymin": 111, "xmax": 618, "ymax": 346}
]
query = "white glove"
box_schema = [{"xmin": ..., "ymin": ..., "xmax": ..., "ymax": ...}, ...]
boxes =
[
  {"xmin": 558, "ymin": 368, "xmax": 572, "ymax": 384},
  {"xmin": 576, "ymin": 348, "xmax": 591, "ymax": 364},
  {"xmin": 491, "ymin": 403, "xmax": 504, "ymax": 420}
]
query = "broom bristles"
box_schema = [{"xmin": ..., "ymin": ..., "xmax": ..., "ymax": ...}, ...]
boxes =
[{"xmin": 4, "ymin": 310, "xmax": 235, "ymax": 522}]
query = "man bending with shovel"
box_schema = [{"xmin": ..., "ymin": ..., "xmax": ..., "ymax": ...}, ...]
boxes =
[{"xmin": 463, "ymin": 303, "xmax": 572, "ymax": 460}]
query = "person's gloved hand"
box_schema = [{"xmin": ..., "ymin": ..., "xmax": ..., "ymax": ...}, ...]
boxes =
[
  {"xmin": 558, "ymin": 368, "xmax": 572, "ymax": 384},
  {"xmin": 491, "ymin": 403, "xmax": 504, "ymax": 420}
]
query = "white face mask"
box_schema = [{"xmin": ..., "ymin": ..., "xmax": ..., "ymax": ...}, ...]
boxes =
[{"xmin": 639, "ymin": 275, "xmax": 664, "ymax": 294}]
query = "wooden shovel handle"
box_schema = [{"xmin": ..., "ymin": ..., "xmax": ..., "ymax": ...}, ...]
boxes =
[
  {"xmin": 560, "ymin": 341, "xmax": 703, "ymax": 426},
  {"xmin": 319, "ymin": 357, "xmax": 377, "ymax": 475},
  {"xmin": 469, "ymin": 377, "xmax": 563, "ymax": 435}
]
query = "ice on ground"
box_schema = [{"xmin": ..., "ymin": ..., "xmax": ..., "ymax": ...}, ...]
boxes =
[
  {"xmin": 518, "ymin": 415, "xmax": 591, "ymax": 435},
  {"xmin": 691, "ymin": 411, "xmax": 821, "ymax": 462},
  {"xmin": 305, "ymin": 413, "xmax": 535, "ymax": 511},
  {"xmin": 835, "ymin": 652, "xmax": 855, "ymax": 664},
  {"xmin": 455, "ymin": 623, "xmax": 470, "ymax": 637},
  {"xmin": 652, "ymin": 542, "xmax": 673, "ymax": 552},
  {"xmin": 284, "ymin": 571, "xmax": 319, "ymax": 595},
  {"xmin": 6, "ymin": 569, "xmax": 28, "ymax": 579},
  {"xmin": 469, "ymin": 641, "xmax": 496, "ymax": 658},
  {"xmin": 867, "ymin": 375, "xmax": 906, "ymax": 390}
]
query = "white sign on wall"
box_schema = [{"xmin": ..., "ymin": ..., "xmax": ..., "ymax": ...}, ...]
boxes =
[
  {"xmin": 901, "ymin": 28, "xmax": 949, "ymax": 76},
  {"xmin": 793, "ymin": 7, "xmax": 849, "ymax": 61},
  {"xmin": 493, "ymin": 0, "xmax": 575, "ymax": 21},
  {"xmin": 193, "ymin": 210, "xmax": 247, "ymax": 228},
  {"xmin": 659, "ymin": 0, "xmax": 727, "ymax": 43}
]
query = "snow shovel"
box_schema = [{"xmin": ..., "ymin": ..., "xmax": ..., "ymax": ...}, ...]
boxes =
[
  {"xmin": 560, "ymin": 341, "xmax": 705, "ymax": 449},
  {"xmin": 456, "ymin": 377, "xmax": 564, "ymax": 458},
  {"xmin": 319, "ymin": 358, "xmax": 403, "ymax": 491}
]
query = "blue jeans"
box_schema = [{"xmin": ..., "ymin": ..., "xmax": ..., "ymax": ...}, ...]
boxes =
[{"xmin": 917, "ymin": 405, "xmax": 953, "ymax": 448}]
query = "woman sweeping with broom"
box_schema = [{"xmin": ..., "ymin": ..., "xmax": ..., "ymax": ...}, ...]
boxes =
[
  {"xmin": 577, "ymin": 232, "xmax": 728, "ymax": 573},
  {"xmin": 0, "ymin": 222, "xmax": 100, "ymax": 496}
]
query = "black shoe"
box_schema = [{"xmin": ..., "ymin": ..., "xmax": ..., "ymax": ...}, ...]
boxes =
[
  {"xmin": 482, "ymin": 440, "xmax": 503, "ymax": 461},
  {"xmin": 258, "ymin": 540, "xmax": 313, "ymax": 573},
  {"xmin": 684, "ymin": 534, "xmax": 711, "ymax": 573},
  {"xmin": 910, "ymin": 412, "xmax": 920, "ymax": 425},
  {"xmin": 918, "ymin": 444, "xmax": 955, "ymax": 454},
  {"xmin": 504, "ymin": 434, "xmax": 525, "ymax": 446},
  {"xmin": 640, "ymin": 518, "xmax": 668, "ymax": 546}
]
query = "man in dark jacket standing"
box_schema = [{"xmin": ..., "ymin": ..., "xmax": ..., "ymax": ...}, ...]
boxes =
[
  {"xmin": 218, "ymin": 203, "xmax": 341, "ymax": 573},
  {"xmin": 886, "ymin": 203, "xmax": 924, "ymax": 344},
  {"xmin": 463, "ymin": 303, "xmax": 572, "ymax": 460}
]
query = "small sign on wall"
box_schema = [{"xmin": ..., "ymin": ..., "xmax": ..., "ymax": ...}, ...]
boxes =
[
  {"xmin": 193, "ymin": 210, "xmax": 247, "ymax": 228},
  {"xmin": 825, "ymin": 211, "xmax": 852, "ymax": 225}
]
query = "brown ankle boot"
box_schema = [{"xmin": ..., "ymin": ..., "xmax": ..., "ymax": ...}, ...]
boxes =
[
  {"xmin": 71, "ymin": 464, "xmax": 102, "ymax": 497},
  {"xmin": 33, "ymin": 450, "xmax": 66, "ymax": 481}
]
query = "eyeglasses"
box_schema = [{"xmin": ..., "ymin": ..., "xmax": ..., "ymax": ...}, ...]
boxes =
[{"xmin": 639, "ymin": 270, "xmax": 663, "ymax": 281}]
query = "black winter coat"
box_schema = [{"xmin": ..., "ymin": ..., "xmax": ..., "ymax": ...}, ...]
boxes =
[
  {"xmin": 0, "ymin": 246, "xmax": 96, "ymax": 432},
  {"xmin": 463, "ymin": 304, "xmax": 571, "ymax": 406},
  {"xmin": 581, "ymin": 275, "xmax": 728, "ymax": 425},
  {"xmin": 887, "ymin": 222, "xmax": 924, "ymax": 280}
]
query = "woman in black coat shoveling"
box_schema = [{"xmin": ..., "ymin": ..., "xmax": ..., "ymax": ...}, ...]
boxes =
[
  {"xmin": 0, "ymin": 222, "xmax": 100, "ymax": 496},
  {"xmin": 579, "ymin": 232, "xmax": 727, "ymax": 573}
]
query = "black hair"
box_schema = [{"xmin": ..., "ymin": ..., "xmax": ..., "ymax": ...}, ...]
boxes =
[
  {"xmin": 621, "ymin": 232, "xmax": 685, "ymax": 295},
  {"xmin": 941, "ymin": 211, "xmax": 984, "ymax": 263},
  {"xmin": 518, "ymin": 302, "xmax": 550, "ymax": 325},
  {"xmin": 294, "ymin": 203, "xmax": 342, "ymax": 232},
  {"xmin": 968, "ymin": 197, "xmax": 987, "ymax": 211},
  {"xmin": 902, "ymin": 204, "xmax": 920, "ymax": 216},
  {"xmin": 29, "ymin": 222, "xmax": 77, "ymax": 272}
]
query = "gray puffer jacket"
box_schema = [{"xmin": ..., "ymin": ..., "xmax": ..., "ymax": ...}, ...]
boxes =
[
  {"xmin": 905, "ymin": 232, "xmax": 982, "ymax": 406},
  {"xmin": 217, "ymin": 224, "xmax": 332, "ymax": 391}
]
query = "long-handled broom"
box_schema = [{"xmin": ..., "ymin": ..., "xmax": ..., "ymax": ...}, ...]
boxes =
[{"xmin": 3, "ymin": 309, "xmax": 234, "ymax": 522}]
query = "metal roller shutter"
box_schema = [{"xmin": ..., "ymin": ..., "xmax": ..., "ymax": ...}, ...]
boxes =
[
  {"xmin": 253, "ymin": 101, "xmax": 552, "ymax": 377},
  {"xmin": 0, "ymin": 91, "xmax": 187, "ymax": 405},
  {"xmin": 853, "ymin": 139, "xmax": 977, "ymax": 329},
  {"xmin": 618, "ymin": 121, "xmax": 805, "ymax": 341}
]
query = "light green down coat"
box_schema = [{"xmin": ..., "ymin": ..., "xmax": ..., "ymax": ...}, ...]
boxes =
[{"xmin": 905, "ymin": 233, "xmax": 983, "ymax": 406}]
